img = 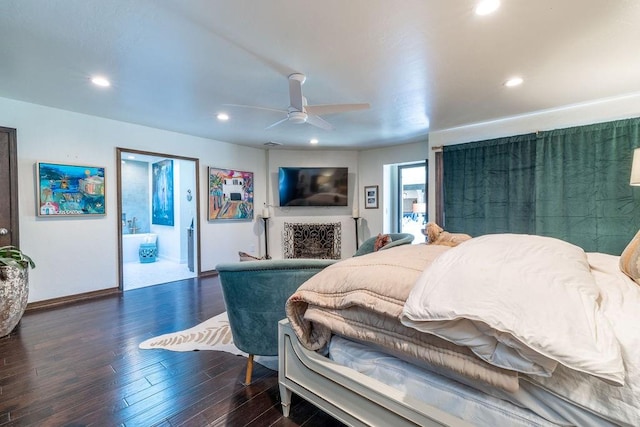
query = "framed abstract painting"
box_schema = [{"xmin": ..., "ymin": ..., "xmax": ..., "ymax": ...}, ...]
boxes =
[
  {"xmin": 152, "ymin": 159, "xmax": 174, "ymax": 226},
  {"xmin": 36, "ymin": 162, "xmax": 106, "ymax": 216}
]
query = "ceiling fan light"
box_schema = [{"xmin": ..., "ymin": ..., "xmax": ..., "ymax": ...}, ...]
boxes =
[{"xmin": 288, "ymin": 111, "xmax": 308, "ymax": 124}]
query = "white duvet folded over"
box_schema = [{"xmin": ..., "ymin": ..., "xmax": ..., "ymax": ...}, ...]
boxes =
[{"xmin": 401, "ymin": 234, "xmax": 625, "ymax": 385}]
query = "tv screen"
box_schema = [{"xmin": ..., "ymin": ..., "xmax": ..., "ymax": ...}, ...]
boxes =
[{"xmin": 278, "ymin": 167, "xmax": 349, "ymax": 206}]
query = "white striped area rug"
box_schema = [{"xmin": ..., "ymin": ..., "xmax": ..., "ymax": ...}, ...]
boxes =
[{"xmin": 138, "ymin": 311, "xmax": 278, "ymax": 370}]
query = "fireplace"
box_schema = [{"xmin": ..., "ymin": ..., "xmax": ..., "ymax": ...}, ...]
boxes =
[{"xmin": 283, "ymin": 222, "xmax": 342, "ymax": 259}]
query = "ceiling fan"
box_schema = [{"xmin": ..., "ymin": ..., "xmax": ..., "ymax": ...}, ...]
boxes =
[{"xmin": 226, "ymin": 73, "xmax": 370, "ymax": 131}]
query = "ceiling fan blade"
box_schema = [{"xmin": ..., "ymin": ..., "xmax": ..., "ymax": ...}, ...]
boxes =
[
  {"xmin": 288, "ymin": 76, "xmax": 304, "ymax": 111},
  {"xmin": 265, "ymin": 117, "xmax": 289, "ymax": 130},
  {"xmin": 223, "ymin": 103, "xmax": 287, "ymax": 114},
  {"xmin": 305, "ymin": 103, "xmax": 370, "ymax": 116},
  {"xmin": 306, "ymin": 114, "xmax": 333, "ymax": 131}
]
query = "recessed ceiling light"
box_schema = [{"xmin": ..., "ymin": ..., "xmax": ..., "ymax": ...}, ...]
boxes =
[
  {"xmin": 217, "ymin": 113, "xmax": 229, "ymax": 121},
  {"xmin": 475, "ymin": 0, "xmax": 500, "ymax": 16},
  {"xmin": 504, "ymin": 77, "xmax": 524, "ymax": 87},
  {"xmin": 90, "ymin": 76, "xmax": 110, "ymax": 87},
  {"xmin": 310, "ymin": 138, "xmax": 319, "ymax": 145}
]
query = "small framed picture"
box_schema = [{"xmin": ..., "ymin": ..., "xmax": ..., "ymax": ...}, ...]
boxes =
[{"xmin": 364, "ymin": 185, "xmax": 379, "ymax": 209}]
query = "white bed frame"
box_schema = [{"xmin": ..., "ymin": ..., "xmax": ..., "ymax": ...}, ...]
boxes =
[{"xmin": 278, "ymin": 320, "xmax": 471, "ymax": 427}]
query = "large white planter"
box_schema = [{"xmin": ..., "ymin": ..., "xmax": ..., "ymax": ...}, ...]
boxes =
[{"xmin": 0, "ymin": 266, "xmax": 28, "ymax": 338}]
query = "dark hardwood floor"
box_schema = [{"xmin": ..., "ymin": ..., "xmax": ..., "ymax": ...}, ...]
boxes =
[{"xmin": 0, "ymin": 277, "xmax": 346, "ymax": 426}]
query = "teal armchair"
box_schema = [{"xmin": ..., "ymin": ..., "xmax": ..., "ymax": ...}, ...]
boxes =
[
  {"xmin": 216, "ymin": 258, "xmax": 337, "ymax": 384},
  {"xmin": 353, "ymin": 233, "xmax": 415, "ymax": 257}
]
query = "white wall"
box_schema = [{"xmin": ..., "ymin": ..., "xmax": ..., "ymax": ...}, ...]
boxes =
[
  {"xmin": 0, "ymin": 97, "xmax": 267, "ymax": 302},
  {"xmin": 178, "ymin": 159, "xmax": 196, "ymax": 264},
  {"xmin": 427, "ymin": 93, "xmax": 640, "ymax": 222},
  {"xmin": 357, "ymin": 142, "xmax": 428, "ymax": 240},
  {"xmin": 265, "ymin": 149, "xmax": 360, "ymax": 259}
]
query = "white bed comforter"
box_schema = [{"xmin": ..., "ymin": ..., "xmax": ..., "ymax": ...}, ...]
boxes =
[
  {"xmin": 524, "ymin": 252, "xmax": 640, "ymax": 425},
  {"xmin": 402, "ymin": 234, "xmax": 639, "ymax": 425}
]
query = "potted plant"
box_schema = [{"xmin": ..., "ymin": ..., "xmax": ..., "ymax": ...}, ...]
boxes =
[{"xmin": 0, "ymin": 246, "xmax": 35, "ymax": 337}]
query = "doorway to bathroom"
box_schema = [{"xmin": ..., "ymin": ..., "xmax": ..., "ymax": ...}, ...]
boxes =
[{"xmin": 117, "ymin": 148, "xmax": 200, "ymax": 291}]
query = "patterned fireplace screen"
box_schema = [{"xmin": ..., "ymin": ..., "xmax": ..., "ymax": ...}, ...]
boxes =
[{"xmin": 283, "ymin": 222, "xmax": 342, "ymax": 259}]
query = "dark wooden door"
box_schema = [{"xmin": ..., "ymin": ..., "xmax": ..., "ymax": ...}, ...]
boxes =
[{"xmin": 0, "ymin": 127, "xmax": 19, "ymax": 247}]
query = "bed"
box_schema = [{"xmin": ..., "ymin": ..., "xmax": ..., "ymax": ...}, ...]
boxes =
[{"xmin": 279, "ymin": 234, "xmax": 640, "ymax": 426}]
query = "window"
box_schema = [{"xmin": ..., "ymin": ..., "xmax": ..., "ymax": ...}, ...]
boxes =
[{"xmin": 397, "ymin": 161, "xmax": 427, "ymax": 243}]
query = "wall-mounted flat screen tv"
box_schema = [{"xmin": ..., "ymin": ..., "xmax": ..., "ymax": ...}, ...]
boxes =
[{"xmin": 278, "ymin": 167, "xmax": 349, "ymax": 206}]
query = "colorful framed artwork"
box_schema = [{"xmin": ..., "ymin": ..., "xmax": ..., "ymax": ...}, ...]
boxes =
[
  {"xmin": 208, "ymin": 167, "xmax": 254, "ymax": 220},
  {"xmin": 152, "ymin": 159, "xmax": 174, "ymax": 226},
  {"xmin": 364, "ymin": 185, "xmax": 379, "ymax": 209},
  {"xmin": 36, "ymin": 162, "xmax": 106, "ymax": 216}
]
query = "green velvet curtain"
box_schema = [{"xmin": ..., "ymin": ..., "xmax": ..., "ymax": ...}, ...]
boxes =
[
  {"xmin": 443, "ymin": 117, "xmax": 640, "ymax": 255},
  {"xmin": 443, "ymin": 134, "xmax": 537, "ymax": 236},
  {"xmin": 535, "ymin": 118, "xmax": 640, "ymax": 254}
]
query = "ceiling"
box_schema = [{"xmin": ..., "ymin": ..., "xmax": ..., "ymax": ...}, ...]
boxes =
[{"xmin": 1, "ymin": 1, "xmax": 639, "ymax": 150}]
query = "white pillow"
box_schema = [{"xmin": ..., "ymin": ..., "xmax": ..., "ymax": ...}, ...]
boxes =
[{"xmin": 401, "ymin": 234, "xmax": 625, "ymax": 385}]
